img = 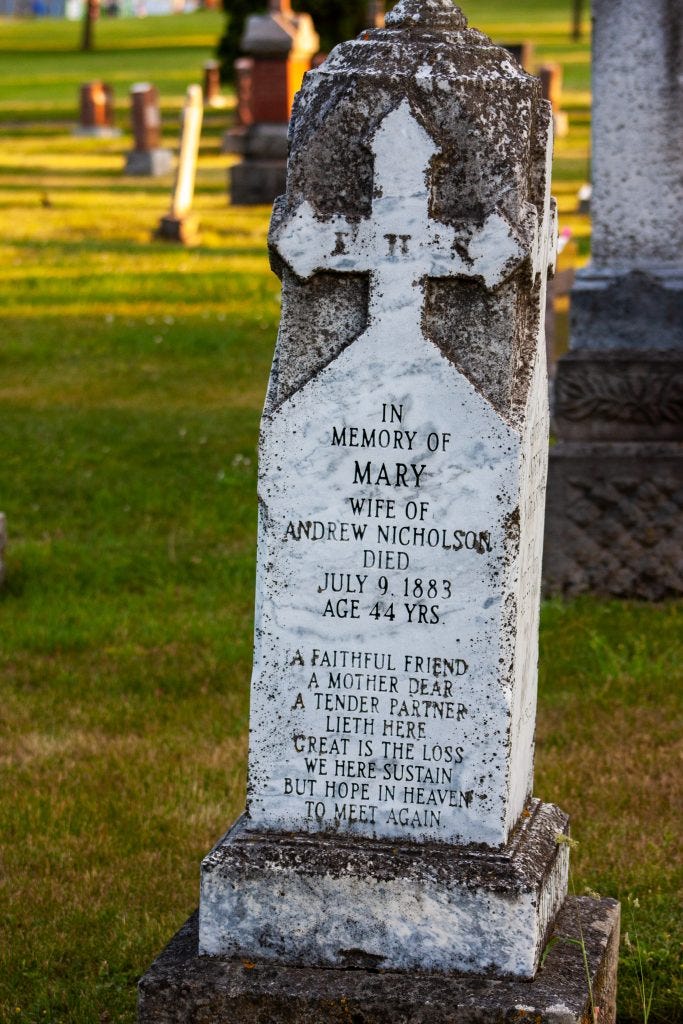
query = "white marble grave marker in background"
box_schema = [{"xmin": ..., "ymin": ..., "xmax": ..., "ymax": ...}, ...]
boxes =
[{"xmin": 156, "ymin": 85, "xmax": 203, "ymax": 244}]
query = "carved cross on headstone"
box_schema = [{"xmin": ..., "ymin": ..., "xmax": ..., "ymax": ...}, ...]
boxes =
[{"xmin": 273, "ymin": 100, "xmax": 552, "ymax": 328}]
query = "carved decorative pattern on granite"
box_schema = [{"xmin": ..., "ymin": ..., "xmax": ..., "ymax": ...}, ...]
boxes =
[{"xmin": 556, "ymin": 367, "xmax": 683, "ymax": 425}]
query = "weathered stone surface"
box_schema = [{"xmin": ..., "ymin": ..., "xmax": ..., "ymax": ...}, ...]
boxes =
[
  {"xmin": 544, "ymin": 443, "xmax": 683, "ymax": 600},
  {"xmin": 139, "ymin": 897, "xmax": 620, "ymax": 1024},
  {"xmin": 589, "ymin": 0, "xmax": 682, "ymax": 268},
  {"xmin": 546, "ymin": 0, "xmax": 682, "ymax": 598},
  {"xmin": 140, "ymin": 5, "xmax": 614, "ymax": 1012},
  {"xmin": 570, "ymin": 266, "xmax": 683, "ymax": 353},
  {"xmin": 197, "ymin": 0, "xmax": 568, "ymax": 982},
  {"xmin": 248, "ymin": 0, "xmax": 556, "ymax": 852},
  {"xmin": 553, "ymin": 351, "xmax": 683, "ymax": 443},
  {"xmin": 200, "ymin": 801, "xmax": 568, "ymax": 978}
]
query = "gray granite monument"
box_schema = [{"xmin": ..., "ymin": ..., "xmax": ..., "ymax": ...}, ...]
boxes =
[
  {"xmin": 139, "ymin": 2, "xmax": 620, "ymax": 1020},
  {"xmin": 544, "ymin": 0, "xmax": 683, "ymax": 599}
]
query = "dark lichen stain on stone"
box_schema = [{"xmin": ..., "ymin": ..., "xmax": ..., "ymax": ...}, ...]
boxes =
[{"xmin": 268, "ymin": 0, "xmax": 551, "ymax": 413}]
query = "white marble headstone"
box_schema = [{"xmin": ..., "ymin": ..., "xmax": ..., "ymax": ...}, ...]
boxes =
[
  {"xmin": 248, "ymin": 97, "xmax": 555, "ymax": 848},
  {"xmin": 199, "ymin": 0, "xmax": 568, "ymax": 979}
]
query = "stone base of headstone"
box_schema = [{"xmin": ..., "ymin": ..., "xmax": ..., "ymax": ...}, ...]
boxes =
[
  {"xmin": 229, "ymin": 160, "xmax": 288, "ymax": 206},
  {"xmin": 138, "ymin": 897, "xmax": 619, "ymax": 1024},
  {"xmin": 544, "ymin": 441, "xmax": 683, "ymax": 600},
  {"xmin": 199, "ymin": 802, "xmax": 568, "ymax": 979},
  {"xmin": 155, "ymin": 213, "xmax": 200, "ymax": 246},
  {"xmin": 124, "ymin": 148, "xmax": 174, "ymax": 177},
  {"xmin": 224, "ymin": 123, "xmax": 289, "ymax": 205},
  {"xmin": 223, "ymin": 123, "xmax": 289, "ymax": 160},
  {"xmin": 569, "ymin": 267, "xmax": 682, "ymax": 353},
  {"xmin": 73, "ymin": 126, "xmax": 121, "ymax": 138}
]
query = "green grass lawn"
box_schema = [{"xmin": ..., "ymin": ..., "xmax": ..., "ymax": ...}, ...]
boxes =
[{"xmin": 0, "ymin": 4, "xmax": 680, "ymax": 1023}]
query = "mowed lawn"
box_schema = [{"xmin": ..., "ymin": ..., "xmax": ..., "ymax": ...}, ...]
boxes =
[{"xmin": 0, "ymin": 5, "xmax": 680, "ymax": 1023}]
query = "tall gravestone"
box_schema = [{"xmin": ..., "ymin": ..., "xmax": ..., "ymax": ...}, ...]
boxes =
[
  {"xmin": 156, "ymin": 85, "xmax": 203, "ymax": 245},
  {"xmin": 139, "ymin": 3, "xmax": 620, "ymax": 1021},
  {"xmin": 545, "ymin": 0, "xmax": 683, "ymax": 599}
]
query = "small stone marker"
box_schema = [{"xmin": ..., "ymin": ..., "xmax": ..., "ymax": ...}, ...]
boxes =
[
  {"xmin": 202, "ymin": 59, "xmax": 227, "ymax": 108},
  {"xmin": 224, "ymin": 0, "xmax": 319, "ymax": 205},
  {"xmin": 124, "ymin": 83, "xmax": 173, "ymax": 177},
  {"xmin": 140, "ymin": 3, "xmax": 620, "ymax": 1021},
  {"xmin": 539, "ymin": 62, "xmax": 568, "ymax": 138},
  {"xmin": 156, "ymin": 85, "xmax": 203, "ymax": 245},
  {"xmin": 75, "ymin": 81, "xmax": 120, "ymax": 137},
  {"xmin": 545, "ymin": 0, "xmax": 683, "ymax": 599}
]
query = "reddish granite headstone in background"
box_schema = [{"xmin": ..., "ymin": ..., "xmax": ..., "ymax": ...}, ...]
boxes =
[
  {"xmin": 224, "ymin": 0, "xmax": 319, "ymax": 205},
  {"xmin": 203, "ymin": 60, "xmax": 227, "ymax": 108},
  {"xmin": 539, "ymin": 63, "xmax": 568, "ymax": 138},
  {"xmin": 75, "ymin": 81, "xmax": 120, "ymax": 137},
  {"xmin": 124, "ymin": 83, "xmax": 173, "ymax": 177}
]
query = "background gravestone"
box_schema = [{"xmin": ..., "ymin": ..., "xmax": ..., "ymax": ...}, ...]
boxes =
[
  {"xmin": 539, "ymin": 62, "xmax": 568, "ymax": 138},
  {"xmin": 123, "ymin": 83, "xmax": 173, "ymax": 177},
  {"xmin": 223, "ymin": 0, "xmax": 320, "ymax": 206},
  {"xmin": 156, "ymin": 85, "xmax": 203, "ymax": 245},
  {"xmin": 203, "ymin": 60, "xmax": 227, "ymax": 108},
  {"xmin": 140, "ymin": 2, "xmax": 620, "ymax": 1021},
  {"xmin": 75, "ymin": 81, "xmax": 120, "ymax": 137},
  {"xmin": 544, "ymin": 0, "xmax": 683, "ymax": 600}
]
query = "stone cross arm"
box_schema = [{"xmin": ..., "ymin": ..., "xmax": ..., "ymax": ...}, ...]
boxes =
[{"xmin": 271, "ymin": 102, "xmax": 548, "ymax": 318}]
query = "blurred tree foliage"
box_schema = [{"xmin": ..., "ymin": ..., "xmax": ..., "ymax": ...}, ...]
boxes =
[{"xmin": 218, "ymin": 1, "xmax": 395, "ymax": 81}]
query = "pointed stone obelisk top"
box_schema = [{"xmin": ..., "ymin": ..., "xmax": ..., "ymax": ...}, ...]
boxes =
[{"xmin": 386, "ymin": 0, "xmax": 467, "ymax": 30}]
